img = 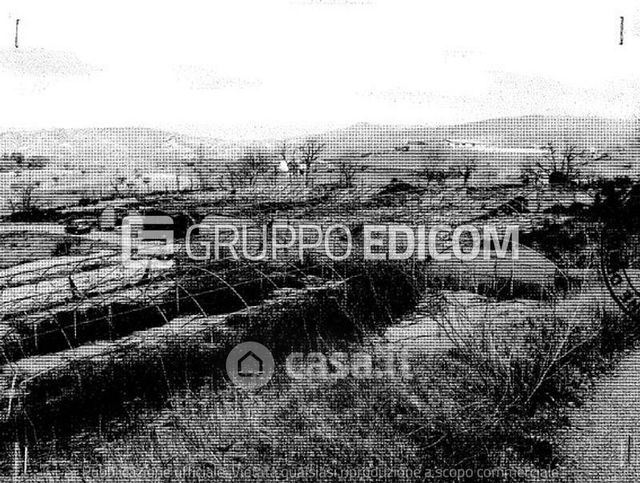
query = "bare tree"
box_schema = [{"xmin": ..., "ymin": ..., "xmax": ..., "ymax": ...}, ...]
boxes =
[
  {"xmin": 520, "ymin": 163, "xmax": 544, "ymax": 187},
  {"xmin": 221, "ymin": 150, "xmax": 272, "ymax": 190},
  {"xmin": 533, "ymin": 142, "xmax": 608, "ymax": 185},
  {"xmin": 242, "ymin": 150, "xmax": 271, "ymax": 186},
  {"xmin": 10, "ymin": 172, "xmax": 41, "ymax": 212},
  {"xmin": 297, "ymin": 139, "xmax": 326, "ymax": 187},
  {"xmin": 8, "ymin": 154, "xmax": 52, "ymax": 212},
  {"xmin": 415, "ymin": 167, "xmax": 451, "ymax": 187},
  {"xmin": 452, "ymin": 155, "xmax": 477, "ymax": 187},
  {"xmin": 413, "ymin": 145, "xmax": 453, "ymax": 187},
  {"xmin": 335, "ymin": 157, "xmax": 367, "ymax": 188}
]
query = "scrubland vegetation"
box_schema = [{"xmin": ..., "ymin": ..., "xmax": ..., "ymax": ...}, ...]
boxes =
[
  {"xmin": 1, "ymin": 118, "xmax": 639, "ymax": 481},
  {"xmin": 32, "ymin": 266, "xmax": 631, "ymax": 482}
]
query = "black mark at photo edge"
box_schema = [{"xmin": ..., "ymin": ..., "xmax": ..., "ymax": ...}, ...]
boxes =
[{"xmin": 601, "ymin": 221, "xmax": 640, "ymax": 321}]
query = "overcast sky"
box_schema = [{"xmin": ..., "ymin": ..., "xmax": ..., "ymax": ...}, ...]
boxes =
[{"xmin": 0, "ymin": 0, "xmax": 638, "ymax": 139}]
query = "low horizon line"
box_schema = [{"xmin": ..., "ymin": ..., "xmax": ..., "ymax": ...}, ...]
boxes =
[{"xmin": 0, "ymin": 113, "xmax": 634, "ymax": 143}]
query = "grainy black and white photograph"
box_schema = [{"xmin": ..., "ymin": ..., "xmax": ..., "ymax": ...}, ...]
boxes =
[{"xmin": 0, "ymin": 0, "xmax": 639, "ymax": 481}]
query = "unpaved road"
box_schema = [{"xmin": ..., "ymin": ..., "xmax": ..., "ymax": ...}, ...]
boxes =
[{"xmin": 550, "ymin": 350, "xmax": 640, "ymax": 482}]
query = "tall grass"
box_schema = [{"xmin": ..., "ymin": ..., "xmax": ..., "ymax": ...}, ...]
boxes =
[
  {"xmin": 28, "ymin": 269, "xmax": 632, "ymax": 482},
  {"xmin": 1, "ymin": 260, "xmax": 425, "ymax": 449},
  {"xmin": 17, "ymin": 254, "xmax": 636, "ymax": 482}
]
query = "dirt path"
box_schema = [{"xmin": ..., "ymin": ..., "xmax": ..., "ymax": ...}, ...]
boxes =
[{"xmin": 550, "ymin": 350, "xmax": 640, "ymax": 482}]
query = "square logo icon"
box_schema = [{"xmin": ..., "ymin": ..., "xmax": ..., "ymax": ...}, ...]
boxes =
[{"xmin": 121, "ymin": 215, "xmax": 174, "ymax": 269}]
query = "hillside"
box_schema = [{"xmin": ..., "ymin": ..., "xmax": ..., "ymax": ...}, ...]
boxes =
[
  {"xmin": 0, "ymin": 116, "xmax": 634, "ymax": 169},
  {"xmin": 319, "ymin": 116, "xmax": 637, "ymax": 156},
  {"xmin": 0, "ymin": 128, "xmax": 230, "ymax": 170}
]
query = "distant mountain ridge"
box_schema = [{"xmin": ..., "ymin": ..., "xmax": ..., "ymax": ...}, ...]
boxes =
[
  {"xmin": 0, "ymin": 127, "xmax": 229, "ymax": 169},
  {"xmin": 319, "ymin": 115, "xmax": 637, "ymax": 156},
  {"xmin": 0, "ymin": 116, "xmax": 634, "ymax": 168}
]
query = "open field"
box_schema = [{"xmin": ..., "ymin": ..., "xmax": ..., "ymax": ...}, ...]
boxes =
[
  {"xmin": 0, "ymin": 117, "xmax": 636, "ymax": 482},
  {"xmin": 2, "ymin": 0, "xmax": 640, "ymax": 474}
]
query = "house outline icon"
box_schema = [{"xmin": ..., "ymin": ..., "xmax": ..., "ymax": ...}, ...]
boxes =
[{"xmin": 237, "ymin": 350, "xmax": 264, "ymax": 377}]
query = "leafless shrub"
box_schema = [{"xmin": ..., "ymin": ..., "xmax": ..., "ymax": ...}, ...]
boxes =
[
  {"xmin": 9, "ymin": 172, "xmax": 41, "ymax": 213},
  {"xmin": 7, "ymin": 155, "xmax": 49, "ymax": 212},
  {"xmin": 451, "ymin": 155, "xmax": 477, "ymax": 186},
  {"xmin": 415, "ymin": 166, "xmax": 452, "ymax": 187},
  {"xmin": 529, "ymin": 142, "xmax": 609, "ymax": 185},
  {"xmin": 219, "ymin": 150, "xmax": 272, "ymax": 190},
  {"xmin": 335, "ymin": 157, "xmax": 367, "ymax": 188},
  {"xmin": 297, "ymin": 139, "xmax": 326, "ymax": 187}
]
